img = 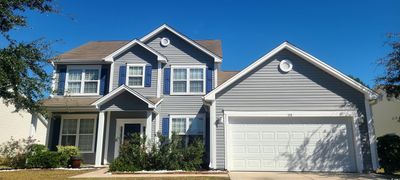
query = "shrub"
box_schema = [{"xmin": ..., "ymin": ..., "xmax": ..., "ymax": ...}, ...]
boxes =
[
  {"xmin": 57, "ymin": 146, "xmax": 79, "ymax": 167},
  {"xmin": 377, "ymin": 134, "xmax": 400, "ymax": 174},
  {"xmin": 110, "ymin": 133, "xmax": 147, "ymax": 172},
  {"xmin": 0, "ymin": 137, "xmax": 37, "ymax": 168},
  {"xmin": 110, "ymin": 132, "xmax": 205, "ymax": 172},
  {"xmin": 26, "ymin": 144, "xmax": 60, "ymax": 168}
]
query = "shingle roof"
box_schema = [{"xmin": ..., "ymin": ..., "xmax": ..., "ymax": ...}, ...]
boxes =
[
  {"xmin": 194, "ymin": 40, "xmax": 223, "ymax": 58},
  {"xmin": 218, "ymin": 71, "xmax": 239, "ymax": 86},
  {"xmin": 56, "ymin": 41, "xmax": 130, "ymax": 61},
  {"xmin": 56, "ymin": 39, "xmax": 222, "ymax": 61}
]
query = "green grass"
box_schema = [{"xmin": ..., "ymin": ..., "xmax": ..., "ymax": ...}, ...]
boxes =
[
  {"xmin": 0, "ymin": 169, "xmax": 93, "ymax": 179},
  {"xmin": 0, "ymin": 169, "xmax": 229, "ymax": 180}
]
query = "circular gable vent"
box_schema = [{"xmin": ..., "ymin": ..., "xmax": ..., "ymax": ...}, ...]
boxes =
[
  {"xmin": 279, "ymin": 60, "xmax": 293, "ymax": 72},
  {"xmin": 160, "ymin": 37, "xmax": 170, "ymax": 46}
]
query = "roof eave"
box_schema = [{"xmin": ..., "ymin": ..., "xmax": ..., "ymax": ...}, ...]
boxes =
[{"xmin": 103, "ymin": 39, "xmax": 167, "ymax": 63}]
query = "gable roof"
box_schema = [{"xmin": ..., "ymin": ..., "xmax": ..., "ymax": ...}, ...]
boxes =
[
  {"xmin": 140, "ymin": 24, "xmax": 222, "ymax": 62},
  {"xmin": 103, "ymin": 39, "xmax": 167, "ymax": 63},
  {"xmin": 91, "ymin": 85, "xmax": 157, "ymax": 109},
  {"xmin": 54, "ymin": 40, "xmax": 222, "ymax": 63},
  {"xmin": 204, "ymin": 41, "xmax": 378, "ymax": 101}
]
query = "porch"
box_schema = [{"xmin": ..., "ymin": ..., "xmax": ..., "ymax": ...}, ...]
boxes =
[{"xmin": 43, "ymin": 86, "xmax": 162, "ymax": 166}]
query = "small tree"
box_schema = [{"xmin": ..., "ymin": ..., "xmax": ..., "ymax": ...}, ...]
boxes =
[
  {"xmin": 0, "ymin": 0, "xmax": 57, "ymax": 114},
  {"xmin": 376, "ymin": 33, "xmax": 400, "ymax": 99}
]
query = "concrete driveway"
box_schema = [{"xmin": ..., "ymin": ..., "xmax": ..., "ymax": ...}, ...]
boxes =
[{"xmin": 229, "ymin": 172, "xmax": 394, "ymax": 180}]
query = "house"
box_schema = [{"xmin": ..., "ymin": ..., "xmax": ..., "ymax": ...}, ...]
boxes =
[
  {"xmin": 372, "ymin": 89, "xmax": 400, "ymax": 137},
  {"xmin": 43, "ymin": 24, "xmax": 378, "ymax": 172},
  {"xmin": 0, "ymin": 99, "xmax": 48, "ymax": 145}
]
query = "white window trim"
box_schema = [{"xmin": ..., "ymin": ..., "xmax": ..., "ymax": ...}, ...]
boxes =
[
  {"xmin": 59, "ymin": 114, "xmax": 97, "ymax": 153},
  {"xmin": 170, "ymin": 65, "xmax": 206, "ymax": 95},
  {"xmin": 126, "ymin": 64, "xmax": 146, "ymax": 88},
  {"xmin": 169, "ymin": 114, "xmax": 206, "ymax": 146},
  {"xmin": 64, "ymin": 65, "xmax": 101, "ymax": 96}
]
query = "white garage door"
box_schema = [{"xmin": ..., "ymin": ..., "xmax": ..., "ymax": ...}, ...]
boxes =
[{"xmin": 228, "ymin": 117, "xmax": 357, "ymax": 172}]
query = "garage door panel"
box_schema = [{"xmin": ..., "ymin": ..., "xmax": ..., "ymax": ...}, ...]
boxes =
[{"xmin": 228, "ymin": 117, "xmax": 356, "ymax": 172}]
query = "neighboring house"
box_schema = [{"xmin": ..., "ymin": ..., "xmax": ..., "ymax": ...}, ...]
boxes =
[
  {"xmin": 0, "ymin": 99, "xmax": 48, "ymax": 145},
  {"xmin": 372, "ymin": 89, "xmax": 400, "ymax": 137},
  {"xmin": 42, "ymin": 24, "xmax": 378, "ymax": 172}
]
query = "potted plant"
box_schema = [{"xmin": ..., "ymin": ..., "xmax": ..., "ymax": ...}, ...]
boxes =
[{"xmin": 70, "ymin": 155, "xmax": 82, "ymax": 168}]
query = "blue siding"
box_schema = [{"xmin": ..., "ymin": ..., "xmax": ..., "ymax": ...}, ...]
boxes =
[
  {"xmin": 118, "ymin": 65, "xmax": 126, "ymax": 86},
  {"xmin": 162, "ymin": 118, "xmax": 169, "ymax": 137},
  {"xmin": 100, "ymin": 65, "xmax": 108, "ymax": 95},
  {"xmin": 164, "ymin": 68, "xmax": 171, "ymax": 95},
  {"xmin": 145, "ymin": 65, "xmax": 152, "ymax": 87},
  {"xmin": 57, "ymin": 65, "xmax": 66, "ymax": 95},
  {"xmin": 206, "ymin": 68, "xmax": 212, "ymax": 93}
]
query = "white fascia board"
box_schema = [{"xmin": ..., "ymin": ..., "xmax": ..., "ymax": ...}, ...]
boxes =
[
  {"xmin": 140, "ymin": 24, "xmax": 222, "ymax": 63},
  {"xmin": 91, "ymin": 85, "xmax": 155, "ymax": 109},
  {"xmin": 103, "ymin": 39, "xmax": 167, "ymax": 63},
  {"xmin": 204, "ymin": 42, "xmax": 378, "ymax": 101}
]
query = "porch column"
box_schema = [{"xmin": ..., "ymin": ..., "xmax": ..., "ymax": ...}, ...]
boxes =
[
  {"xmin": 209, "ymin": 101, "xmax": 217, "ymax": 169},
  {"xmin": 95, "ymin": 111, "xmax": 105, "ymax": 167},
  {"xmin": 146, "ymin": 111, "xmax": 152, "ymax": 143}
]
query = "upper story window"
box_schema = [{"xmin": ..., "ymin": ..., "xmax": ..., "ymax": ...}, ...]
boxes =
[
  {"xmin": 65, "ymin": 66, "xmax": 100, "ymax": 95},
  {"xmin": 171, "ymin": 66, "xmax": 205, "ymax": 95},
  {"xmin": 126, "ymin": 64, "xmax": 145, "ymax": 88}
]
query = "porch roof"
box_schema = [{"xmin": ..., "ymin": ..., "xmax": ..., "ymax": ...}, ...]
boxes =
[{"xmin": 91, "ymin": 85, "xmax": 161, "ymax": 109}]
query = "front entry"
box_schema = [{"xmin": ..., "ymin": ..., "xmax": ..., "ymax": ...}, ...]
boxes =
[
  {"xmin": 123, "ymin": 124, "xmax": 141, "ymax": 143},
  {"xmin": 114, "ymin": 119, "xmax": 146, "ymax": 159}
]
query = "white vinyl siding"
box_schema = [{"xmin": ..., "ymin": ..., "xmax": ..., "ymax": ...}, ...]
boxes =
[
  {"xmin": 59, "ymin": 115, "xmax": 97, "ymax": 153},
  {"xmin": 171, "ymin": 67, "xmax": 205, "ymax": 95},
  {"xmin": 65, "ymin": 65, "xmax": 100, "ymax": 95},
  {"xmin": 126, "ymin": 64, "xmax": 145, "ymax": 88}
]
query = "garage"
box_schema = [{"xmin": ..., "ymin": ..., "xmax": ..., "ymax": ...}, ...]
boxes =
[{"xmin": 227, "ymin": 116, "xmax": 358, "ymax": 172}]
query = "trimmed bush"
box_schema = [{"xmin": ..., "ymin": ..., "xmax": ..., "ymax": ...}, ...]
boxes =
[
  {"xmin": 26, "ymin": 144, "xmax": 60, "ymax": 168},
  {"xmin": 57, "ymin": 146, "xmax": 80, "ymax": 167},
  {"xmin": 110, "ymin": 132, "xmax": 205, "ymax": 172},
  {"xmin": 377, "ymin": 134, "xmax": 400, "ymax": 174}
]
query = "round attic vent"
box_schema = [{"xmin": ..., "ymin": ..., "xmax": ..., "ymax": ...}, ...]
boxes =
[
  {"xmin": 279, "ymin": 60, "xmax": 293, "ymax": 72},
  {"xmin": 160, "ymin": 37, "xmax": 170, "ymax": 46}
]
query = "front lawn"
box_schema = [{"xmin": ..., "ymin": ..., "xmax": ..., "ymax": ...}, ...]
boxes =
[
  {"xmin": 0, "ymin": 169, "xmax": 93, "ymax": 179},
  {"xmin": 0, "ymin": 169, "xmax": 229, "ymax": 180}
]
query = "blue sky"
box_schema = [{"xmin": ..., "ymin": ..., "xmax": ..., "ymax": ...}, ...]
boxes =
[{"xmin": 2, "ymin": 0, "xmax": 399, "ymax": 86}]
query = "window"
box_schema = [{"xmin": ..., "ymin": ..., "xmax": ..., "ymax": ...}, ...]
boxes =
[
  {"xmin": 65, "ymin": 66, "xmax": 100, "ymax": 95},
  {"xmin": 59, "ymin": 115, "xmax": 97, "ymax": 153},
  {"xmin": 170, "ymin": 115, "xmax": 205, "ymax": 146},
  {"xmin": 171, "ymin": 67, "xmax": 205, "ymax": 94},
  {"xmin": 126, "ymin": 64, "xmax": 145, "ymax": 87}
]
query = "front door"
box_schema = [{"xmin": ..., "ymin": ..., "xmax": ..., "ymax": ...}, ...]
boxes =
[
  {"xmin": 114, "ymin": 119, "xmax": 146, "ymax": 159},
  {"xmin": 123, "ymin": 123, "xmax": 141, "ymax": 143}
]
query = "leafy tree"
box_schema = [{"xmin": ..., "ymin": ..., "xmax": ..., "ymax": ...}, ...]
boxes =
[
  {"xmin": 376, "ymin": 33, "xmax": 400, "ymax": 99},
  {"xmin": 0, "ymin": 0, "xmax": 56, "ymax": 113}
]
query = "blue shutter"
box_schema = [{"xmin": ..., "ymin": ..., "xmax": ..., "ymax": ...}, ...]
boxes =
[
  {"xmin": 162, "ymin": 118, "xmax": 169, "ymax": 137},
  {"xmin": 206, "ymin": 68, "xmax": 212, "ymax": 93},
  {"xmin": 100, "ymin": 65, "xmax": 108, "ymax": 95},
  {"xmin": 118, "ymin": 65, "xmax": 126, "ymax": 86},
  {"xmin": 164, "ymin": 68, "xmax": 171, "ymax": 95},
  {"xmin": 144, "ymin": 65, "xmax": 152, "ymax": 87},
  {"xmin": 57, "ymin": 65, "xmax": 67, "ymax": 95}
]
